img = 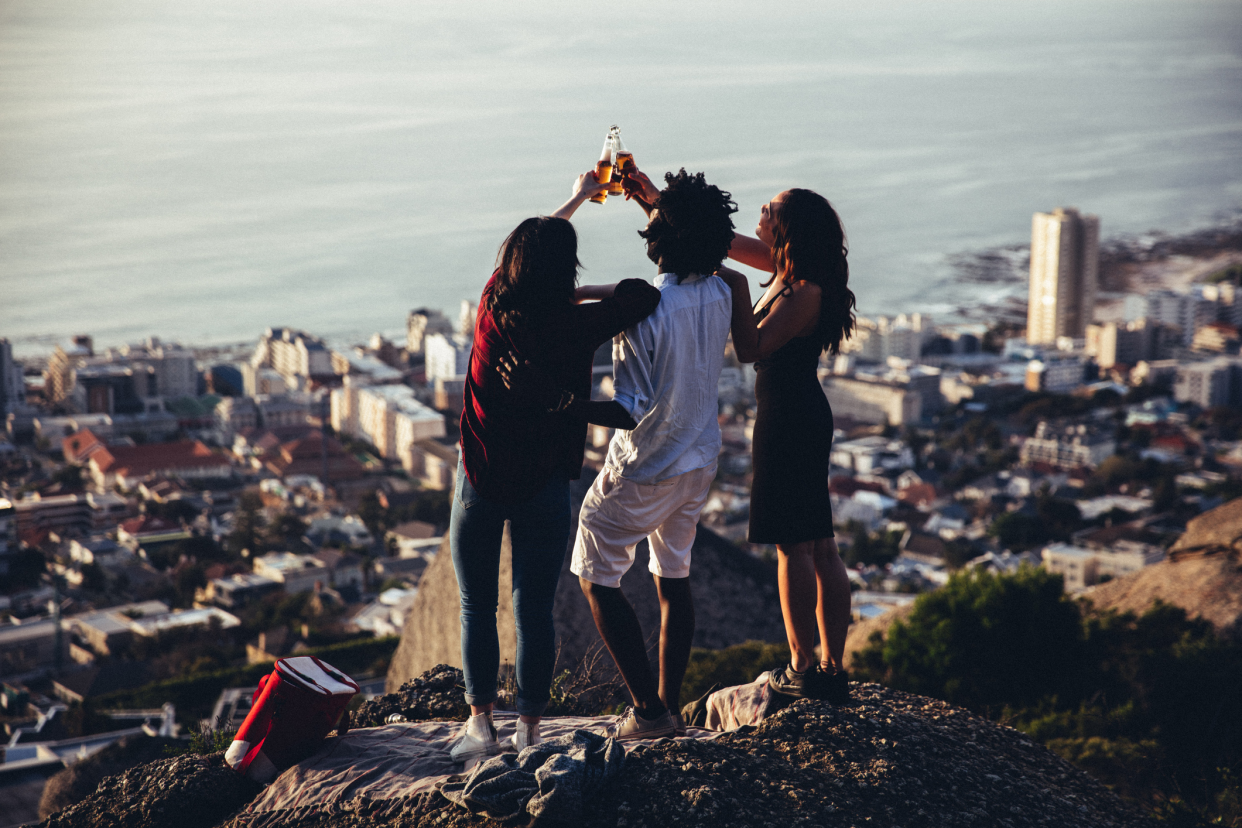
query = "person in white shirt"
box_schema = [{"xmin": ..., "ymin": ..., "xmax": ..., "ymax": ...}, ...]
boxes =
[{"xmin": 572, "ymin": 169, "xmax": 737, "ymax": 740}]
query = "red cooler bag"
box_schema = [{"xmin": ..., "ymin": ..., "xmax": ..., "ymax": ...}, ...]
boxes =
[{"xmin": 224, "ymin": 656, "xmax": 359, "ymax": 782}]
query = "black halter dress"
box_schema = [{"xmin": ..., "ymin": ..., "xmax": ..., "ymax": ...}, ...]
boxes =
[{"xmin": 747, "ymin": 287, "xmax": 835, "ymax": 544}]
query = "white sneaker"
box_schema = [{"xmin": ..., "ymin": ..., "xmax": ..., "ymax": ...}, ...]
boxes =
[
  {"xmin": 510, "ymin": 719, "xmax": 541, "ymax": 752},
  {"xmin": 607, "ymin": 706, "xmax": 676, "ymax": 741},
  {"xmin": 450, "ymin": 712, "xmax": 501, "ymax": 764}
]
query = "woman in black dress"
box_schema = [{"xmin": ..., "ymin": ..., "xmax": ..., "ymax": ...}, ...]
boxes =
[{"xmin": 716, "ymin": 188, "xmax": 856, "ymax": 702}]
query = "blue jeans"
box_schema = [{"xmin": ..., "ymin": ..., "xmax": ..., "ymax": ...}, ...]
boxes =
[{"xmin": 450, "ymin": 460, "xmax": 570, "ymax": 717}]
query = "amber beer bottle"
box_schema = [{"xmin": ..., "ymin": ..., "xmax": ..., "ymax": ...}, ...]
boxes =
[
  {"xmin": 608, "ymin": 126, "xmax": 631, "ymax": 197},
  {"xmin": 588, "ymin": 130, "xmax": 614, "ymax": 204}
]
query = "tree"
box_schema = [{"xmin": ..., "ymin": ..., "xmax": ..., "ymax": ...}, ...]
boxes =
[
  {"xmin": 988, "ymin": 512, "xmax": 1043, "ymax": 550},
  {"xmin": 225, "ymin": 491, "xmax": 265, "ymax": 556},
  {"xmin": 173, "ymin": 564, "xmax": 207, "ymax": 608},
  {"xmin": 356, "ymin": 490, "xmax": 386, "ymax": 538},
  {"xmin": 80, "ymin": 562, "xmax": 107, "ymax": 593},
  {"xmin": 854, "ymin": 566, "xmax": 1084, "ymax": 711},
  {"xmin": 1035, "ymin": 494, "xmax": 1081, "ymax": 542},
  {"xmin": 51, "ymin": 464, "xmax": 84, "ymax": 488},
  {"xmin": 841, "ymin": 522, "xmax": 901, "ymax": 568},
  {"xmin": 853, "ymin": 568, "xmax": 1242, "ymax": 822},
  {"xmin": 263, "ymin": 512, "xmax": 309, "ymax": 551}
]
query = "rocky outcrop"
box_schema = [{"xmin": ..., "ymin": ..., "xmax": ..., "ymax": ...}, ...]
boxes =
[
  {"xmin": 387, "ymin": 514, "xmax": 786, "ymax": 692},
  {"xmin": 34, "ymin": 753, "xmax": 261, "ymax": 828},
  {"xmin": 354, "ymin": 663, "xmax": 469, "ymax": 727},
  {"xmin": 1170, "ymin": 495, "xmax": 1242, "ymax": 556},
  {"xmin": 1084, "ymin": 552, "xmax": 1242, "ymax": 640},
  {"xmin": 38, "ymin": 735, "xmax": 183, "ymax": 820},
  {"xmin": 30, "ymin": 680, "xmax": 1151, "ymax": 828}
]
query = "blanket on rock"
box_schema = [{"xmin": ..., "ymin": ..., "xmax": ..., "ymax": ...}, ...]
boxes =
[
  {"xmin": 436, "ymin": 729, "xmax": 624, "ymax": 822},
  {"xmin": 228, "ymin": 714, "xmax": 719, "ymax": 827}
]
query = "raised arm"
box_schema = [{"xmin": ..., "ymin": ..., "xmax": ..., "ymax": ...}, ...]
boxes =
[
  {"xmin": 728, "ymin": 232, "xmax": 776, "ymax": 272},
  {"xmin": 550, "ymin": 170, "xmax": 608, "ymax": 220},
  {"xmin": 621, "ymin": 169, "xmax": 661, "ymax": 217},
  {"xmin": 717, "ymin": 265, "xmax": 820, "ymax": 364}
]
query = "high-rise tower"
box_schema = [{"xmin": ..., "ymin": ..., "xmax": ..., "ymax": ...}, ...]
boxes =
[{"xmin": 1026, "ymin": 207, "xmax": 1100, "ymax": 345}]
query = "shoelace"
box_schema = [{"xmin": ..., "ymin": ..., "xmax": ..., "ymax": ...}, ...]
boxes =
[{"xmin": 611, "ymin": 706, "xmax": 637, "ymax": 734}]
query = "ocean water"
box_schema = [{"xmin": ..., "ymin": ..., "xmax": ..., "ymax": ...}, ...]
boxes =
[{"xmin": 1, "ymin": 0, "xmax": 1241, "ymax": 357}]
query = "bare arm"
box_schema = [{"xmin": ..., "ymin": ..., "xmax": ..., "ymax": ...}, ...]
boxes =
[
  {"xmin": 574, "ymin": 283, "xmax": 619, "ymax": 303},
  {"xmin": 717, "ymin": 266, "xmax": 820, "ymax": 363},
  {"xmin": 728, "ymin": 232, "xmax": 776, "ymax": 271},
  {"xmin": 550, "ymin": 170, "xmax": 608, "ymax": 220},
  {"xmin": 621, "ymin": 169, "xmax": 660, "ymax": 217},
  {"xmin": 566, "ymin": 398, "xmax": 637, "ymax": 430}
]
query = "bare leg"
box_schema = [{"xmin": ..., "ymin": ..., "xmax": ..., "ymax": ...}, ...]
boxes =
[
  {"xmin": 579, "ymin": 577, "xmax": 662, "ymax": 710},
  {"xmin": 654, "ymin": 575, "xmax": 694, "ymax": 713},
  {"xmin": 815, "ymin": 537, "xmax": 852, "ymax": 673},
  {"xmin": 776, "ymin": 540, "xmax": 819, "ymax": 672}
]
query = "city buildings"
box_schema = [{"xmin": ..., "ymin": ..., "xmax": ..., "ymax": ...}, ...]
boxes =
[
  {"xmin": 1173, "ymin": 357, "xmax": 1242, "ymax": 408},
  {"xmin": 1024, "ymin": 355, "xmax": 1086, "ymax": 393},
  {"xmin": 251, "ymin": 552, "xmax": 330, "ymax": 595},
  {"xmin": 1019, "ymin": 421, "xmax": 1116, "ymax": 470},
  {"xmin": 1085, "ymin": 319, "xmax": 1179, "ymax": 369},
  {"xmin": 406, "ymin": 308, "xmax": 453, "ymax": 359},
  {"xmin": 842, "ymin": 314, "xmax": 932, "ymax": 363},
  {"xmin": 822, "ymin": 374, "xmax": 922, "ymax": 426},
  {"xmin": 330, "ymin": 378, "xmax": 445, "ymax": 473},
  {"xmin": 42, "ymin": 337, "xmax": 197, "ymax": 414},
  {"xmin": 1026, "ymin": 207, "xmax": 1100, "ymax": 345},
  {"xmin": 0, "ymin": 497, "xmax": 16, "ymax": 577},
  {"xmin": 0, "ymin": 338, "xmax": 25, "ymax": 419},
  {"xmin": 87, "ymin": 440, "xmax": 232, "ymax": 490},
  {"xmin": 1040, "ymin": 541, "xmax": 1164, "ymax": 592},
  {"xmin": 243, "ymin": 328, "xmax": 333, "ymax": 395}
]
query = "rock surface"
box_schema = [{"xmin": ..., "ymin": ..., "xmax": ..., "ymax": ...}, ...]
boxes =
[
  {"xmin": 31, "ymin": 675, "xmax": 1152, "ymax": 828},
  {"xmin": 1170, "ymin": 495, "xmax": 1242, "ymax": 556},
  {"xmin": 38, "ymin": 735, "xmax": 183, "ymax": 819},
  {"xmin": 33, "ymin": 752, "xmax": 261, "ymax": 828},
  {"xmin": 353, "ymin": 663, "xmax": 469, "ymax": 728},
  {"xmin": 1083, "ymin": 551, "xmax": 1242, "ymax": 640},
  {"xmin": 387, "ymin": 506, "xmax": 786, "ymax": 691}
]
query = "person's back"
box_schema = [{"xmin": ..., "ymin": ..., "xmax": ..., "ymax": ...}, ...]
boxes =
[
  {"xmin": 605, "ymin": 271, "xmax": 732, "ymax": 485},
  {"xmin": 573, "ymin": 168, "xmax": 739, "ymax": 741}
]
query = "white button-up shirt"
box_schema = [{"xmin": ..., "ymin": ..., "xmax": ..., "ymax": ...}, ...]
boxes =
[{"xmin": 605, "ymin": 272, "xmax": 732, "ymax": 484}]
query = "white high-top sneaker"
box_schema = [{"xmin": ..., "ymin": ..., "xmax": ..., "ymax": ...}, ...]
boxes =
[
  {"xmin": 510, "ymin": 719, "xmax": 541, "ymax": 752},
  {"xmin": 450, "ymin": 712, "xmax": 501, "ymax": 763}
]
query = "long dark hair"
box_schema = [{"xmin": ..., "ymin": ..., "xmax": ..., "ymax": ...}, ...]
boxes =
[
  {"xmin": 763, "ymin": 188, "xmax": 856, "ymax": 354},
  {"xmin": 488, "ymin": 217, "xmax": 580, "ymax": 332}
]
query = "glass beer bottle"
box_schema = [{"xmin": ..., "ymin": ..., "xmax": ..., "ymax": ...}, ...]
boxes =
[
  {"xmin": 608, "ymin": 126, "xmax": 630, "ymax": 197},
  {"xmin": 588, "ymin": 130, "xmax": 614, "ymax": 204}
]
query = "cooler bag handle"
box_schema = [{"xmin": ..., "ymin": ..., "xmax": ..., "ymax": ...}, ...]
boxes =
[{"xmin": 224, "ymin": 669, "xmax": 279, "ymax": 772}]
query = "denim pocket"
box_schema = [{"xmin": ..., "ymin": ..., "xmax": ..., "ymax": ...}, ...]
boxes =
[{"xmin": 456, "ymin": 463, "xmax": 484, "ymax": 510}]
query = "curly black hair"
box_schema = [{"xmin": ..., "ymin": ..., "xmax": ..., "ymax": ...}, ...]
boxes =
[{"xmin": 638, "ymin": 169, "xmax": 737, "ymax": 279}]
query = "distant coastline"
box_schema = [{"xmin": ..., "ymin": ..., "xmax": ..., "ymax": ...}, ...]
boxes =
[
  {"xmin": 940, "ymin": 210, "xmax": 1242, "ymax": 329},
  {"xmin": 10, "ymin": 212, "xmax": 1242, "ymax": 364}
]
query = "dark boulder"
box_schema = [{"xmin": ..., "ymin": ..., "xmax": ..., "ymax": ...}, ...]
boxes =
[
  {"xmin": 353, "ymin": 664, "xmax": 469, "ymax": 728},
  {"xmin": 34, "ymin": 752, "xmax": 261, "ymax": 828},
  {"xmin": 38, "ymin": 735, "xmax": 182, "ymax": 820}
]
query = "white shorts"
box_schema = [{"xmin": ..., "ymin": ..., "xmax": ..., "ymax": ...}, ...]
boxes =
[{"xmin": 571, "ymin": 462, "xmax": 716, "ymax": 588}]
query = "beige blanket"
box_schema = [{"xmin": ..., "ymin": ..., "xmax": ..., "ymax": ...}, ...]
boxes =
[{"xmin": 231, "ymin": 713, "xmax": 720, "ymax": 826}]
